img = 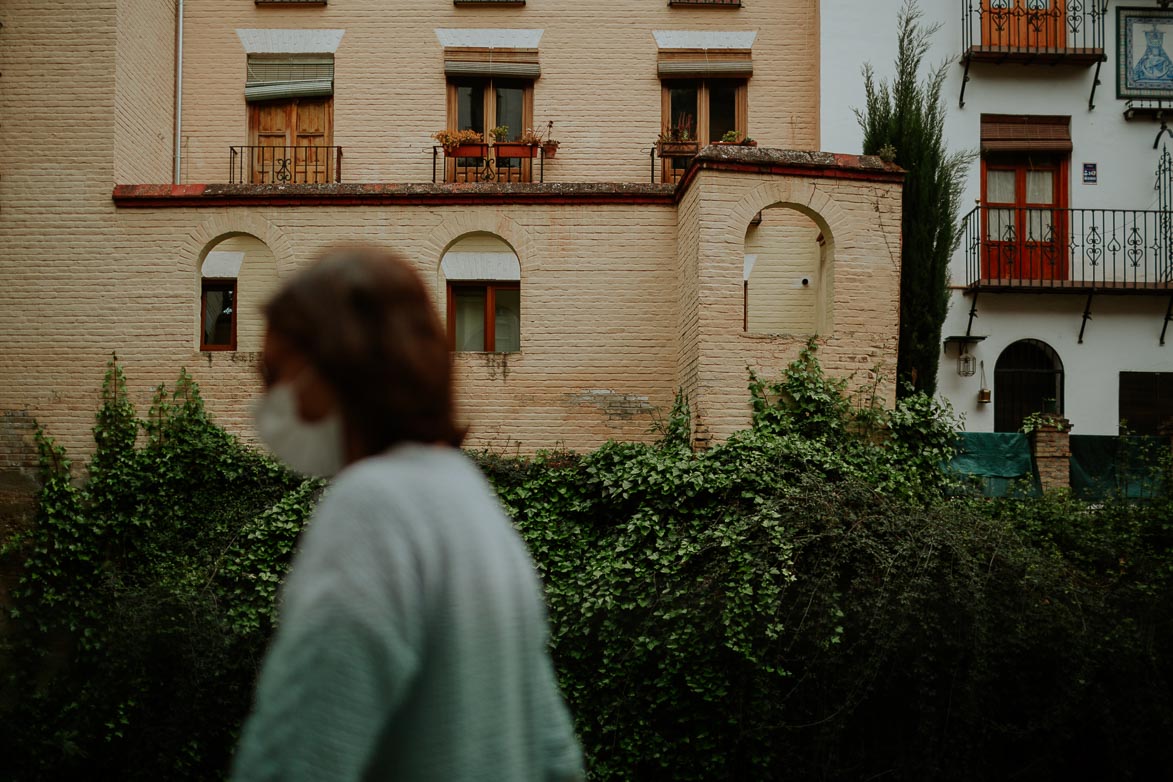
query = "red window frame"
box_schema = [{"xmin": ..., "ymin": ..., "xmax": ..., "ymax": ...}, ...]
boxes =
[
  {"xmin": 200, "ymin": 278, "xmax": 238, "ymax": 351},
  {"xmin": 980, "ymin": 154, "xmax": 1069, "ymax": 281},
  {"xmin": 446, "ymin": 281, "xmax": 520, "ymax": 352}
]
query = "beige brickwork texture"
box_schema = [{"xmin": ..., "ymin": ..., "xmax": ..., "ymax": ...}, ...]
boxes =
[
  {"xmin": 177, "ymin": 0, "xmax": 819, "ymax": 185},
  {"xmin": 1, "ymin": 0, "xmax": 905, "ymax": 470},
  {"xmin": 680, "ymin": 168, "xmax": 904, "ymax": 442}
]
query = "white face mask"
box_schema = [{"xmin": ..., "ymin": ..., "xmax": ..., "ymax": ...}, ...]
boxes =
[{"xmin": 253, "ymin": 382, "xmax": 346, "ymax": 478}]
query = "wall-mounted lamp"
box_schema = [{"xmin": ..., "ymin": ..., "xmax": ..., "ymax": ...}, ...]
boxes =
[{"xmin": 943, "ymin": 335, "xmax": 986, "ymax": 378}]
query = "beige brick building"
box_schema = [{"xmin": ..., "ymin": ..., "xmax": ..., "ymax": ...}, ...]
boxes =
[{"xmin": 0, "ymin": 0, "xmax": 902, "ymax": 490}]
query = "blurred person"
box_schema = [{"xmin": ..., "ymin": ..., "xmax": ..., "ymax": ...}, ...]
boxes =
[{"xmin": 231, "ymin": 245, "xmax": 583, "ymax": 782}]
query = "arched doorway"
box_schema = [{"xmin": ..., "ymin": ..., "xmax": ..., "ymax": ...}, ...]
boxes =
[{"xmin": 994, "ymin": 339, "xmax": 1064, "ymax": 432}]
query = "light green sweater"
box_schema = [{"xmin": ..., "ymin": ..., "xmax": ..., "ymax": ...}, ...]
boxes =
[{"xmin": 231, "ymin": 444, "xmax": 583, "ymax": 782}]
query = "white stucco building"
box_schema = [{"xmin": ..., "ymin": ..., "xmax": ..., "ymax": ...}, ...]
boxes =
[{"xmin": 822, "ymin": 0, "xmax": 1173, "ymax": 435}]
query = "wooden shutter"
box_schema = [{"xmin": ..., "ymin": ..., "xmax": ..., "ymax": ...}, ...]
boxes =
[
  {"xmin": 245, "ymin": 55, "xmax": 334, "ymax": 102},
  {"xmin": 657, "ymin": 49, "xmax": 753, "ymax": 78},
  {"xmin": 981, "ymin": 114, "xmax": 1072, "ymax": 153},
  {"xmin": 444, "ymin": 48, "xmax": 540, "ymax": 79}
]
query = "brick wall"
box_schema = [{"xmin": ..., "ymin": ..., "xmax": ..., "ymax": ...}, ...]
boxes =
[
  {"xmin": 1, "ymin": 1, "xmax": 903, "ymax": 471},
  {"xmin": 177, "ymin": 0, "xmax": 820, "ymax": 185},
  {"xmin": 680, "ymin": 153, "xmax": 904, "ymax": 441}
]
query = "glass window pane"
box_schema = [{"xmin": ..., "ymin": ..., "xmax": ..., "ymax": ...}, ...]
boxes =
[
  {"xmin": 708, "ymin": 82, "xmax": 738, "ymax": 142},
  {"xmin": 495, "ymin": 85, "xmax": 525, "ymax": 141},
  {"xmin": 456, "ymin": 83, "xmax": 484, "ymax": 133},
  {"xmin": 454, "ymin": 288, "xmax": 486, "ymax": 351},
  {"xmin": 668, "ymin": 83, "xmax": 698, "ymax": 141},
  {"xmin": 202, "ymin": 287, "xmax": 234, "ymax": 346},
  {"xmin": 989, "ymin": 209, "xmax": 1015, "ymax": 242},
  {"xmin": 1026, "ymin": 170, "xmax": 1054, "ymax": 205},
  {"xmin": 1027, "ymin": 209, "xmax": 1053, "ymax": 242},
  {"xmin": 987, "ymin": 169, "xmax": 1015, "ymax": 204},
  {"xmin": 493, "ymin": 287, "xmax": 520, "ymax": 353}
]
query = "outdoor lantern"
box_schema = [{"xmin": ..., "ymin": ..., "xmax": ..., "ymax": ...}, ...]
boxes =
[
  {"xmin": 958, "ymin": 348, "xmax": 977, "ymax": 377},
  {"xmin": 944, "ymin": 335, "xmax": 985, "ymax": 378}
]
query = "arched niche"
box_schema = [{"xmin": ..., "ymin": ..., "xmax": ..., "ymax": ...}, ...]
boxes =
[{"xmin": 742, "ymin": 204, "xmax": 832, "ymax": 336}]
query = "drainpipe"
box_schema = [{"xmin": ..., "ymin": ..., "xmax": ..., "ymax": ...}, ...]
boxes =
[{"xmin": 173, "ymin": 0, "xmax": 184, "ymax": 184}]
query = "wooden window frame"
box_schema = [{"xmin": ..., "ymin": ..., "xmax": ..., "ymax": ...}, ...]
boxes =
[
  {"xmin": 660, "ymin": 78, "xmax": 748, "ymax": 146},
  {"xmin": 446, "ymin": 281, "xmax": 520, "ymax": 352},
  {"xmin": 445, "ymin": 79, "xmax": 534, "ymax": 183},
  {"xmin": 200, "ymin": 278, "xmax": 238, "ymax": 352},
  {"xmin": 659, "ymin": 78, "xmax": 747, "ymax": 183},
  {"xmin": 980, "ymin": 152, "xmax": 1070, "ymax": 280}
]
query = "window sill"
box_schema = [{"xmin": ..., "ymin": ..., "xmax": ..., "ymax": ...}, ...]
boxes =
[
  {"xmin": 256, "ymin": 1, "xmax": 326, "ymax": 5},
  {"xmin": 668, "ymin": 0, "xmax": 741, "ymax": 7},
  {"xmin": 453, "ymin": 0, "xmax": 525, "ymax": 5}
]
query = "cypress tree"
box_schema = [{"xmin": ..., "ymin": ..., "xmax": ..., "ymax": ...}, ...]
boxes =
[{"xmin": 856, "ymin": 1, "xmax": 974, "ymax": 397}]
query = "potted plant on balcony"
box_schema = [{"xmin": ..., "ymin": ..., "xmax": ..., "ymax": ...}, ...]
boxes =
[
  {"xmin": 490, "ymin": 125, "xmax": 538, "ymax": 159},
  {"xmin": 523, "ymin": 121, "xmax": 560, "ymax": 158},
  {"xmin": 433, "ymin": 128, "xmax": 486, "ymax": 158},
  {"xmin": 657, "ymin": 116, "xmax": 698, "ymax": 157},
  {"xmin": 712, "ymin": 130, "xmax": 759, "ymax": 147}
]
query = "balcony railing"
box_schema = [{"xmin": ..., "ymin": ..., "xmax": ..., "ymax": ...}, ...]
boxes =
[
  {"xmin": 963, "ymin": 206, "xmax": 1173, "ymax": 291},
  {"xmin": 961, "ymin": 0, "xmax": 1106, "ymax": 62},
  {"xmin": 431, "ymin": 145, "xmax": 547, "ymax": 183},
  {"xmin": 229, "ymin": 145, "xmax": 343, "ymax": 184},
  {"xmin": 650, "ymin": 141, "xmax": 699, "ymax": 184}
]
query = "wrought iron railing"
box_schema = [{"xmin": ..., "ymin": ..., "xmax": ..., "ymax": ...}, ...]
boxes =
[
  {"xmin": 963, "ymin": 205, "xmax": 1173, "ymax": 290},
  {"xmin": 229, "ymin": 145, "xmax": 342, "ymax": 184},
  {"xmin": 961, "ymin": 0, "xmax": 1106, "ymax": 54},
  {"xmin": 649, "ymin": 142, "xmax": 699, "ymax": 184},
  {"xmin": 431, "ymin": 145, "xmax": 546, "ymax": 183}
]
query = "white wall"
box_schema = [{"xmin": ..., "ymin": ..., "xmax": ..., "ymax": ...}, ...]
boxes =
[{"xmin": 821, "ymin": 0, "xmax": 1173, "ymax": 434}]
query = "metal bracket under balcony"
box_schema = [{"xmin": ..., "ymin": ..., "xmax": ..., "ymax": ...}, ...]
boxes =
[
  {"xmin": 959, "ymin": 0, "xmax": 1107, "ymax": 110},
  {"xmin": 962, "ymin": 204, "xmax": 1173, "ymax": 342},
  {"xmin": 229, "ymin": 145, "xmax": 342, "ymax": 184}
]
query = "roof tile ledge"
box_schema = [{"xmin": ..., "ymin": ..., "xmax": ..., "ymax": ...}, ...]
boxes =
[
  {"xmin": 112, "ymin": 182, "xmax": 677, "ymax": 208},
  {"xmin": 687, "ymin": 146, "xmax": 905, "ymax": 184}
]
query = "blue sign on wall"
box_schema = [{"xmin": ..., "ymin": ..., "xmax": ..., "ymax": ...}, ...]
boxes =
[{"xmin": 1119, "ymin": 8, "xmax": 1173, "ymax": 100}]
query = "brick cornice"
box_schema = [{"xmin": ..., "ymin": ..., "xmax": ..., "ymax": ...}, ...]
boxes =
[
  {"xmin": 112, "ymin": 182, "xmax": 676, "ymax": 208},
  {"xmin": 675, "ymin": 147, "xmax": 905, "ymax": 198}
]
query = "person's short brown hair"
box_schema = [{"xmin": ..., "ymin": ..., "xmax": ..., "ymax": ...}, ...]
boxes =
[{"xmin": 263, "ymin": 245, "xmax": 463, "ymax": 453}]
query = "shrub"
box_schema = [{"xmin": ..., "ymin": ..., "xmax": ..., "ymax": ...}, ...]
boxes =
[{"xmin": 0, "ymin": 358, "xmax": 318, "ymax": 781}]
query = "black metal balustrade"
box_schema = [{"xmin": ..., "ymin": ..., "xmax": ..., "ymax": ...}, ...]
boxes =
[
  {"xmin": 963, "ymin": 206, "xmax": 1173, "ymax": 291},
  {"xmin": 961, "ymin": 0, "xmax": 1106, "ymax": 58},
  {"xmin": 431, "ymin": 146, "xmax": 546, "ymax": 183},
  {"xmin": 649, "ymin": 143, "xmax": 699, "ymax": 184},
  {"xmin": 229, "ymin": 145, "xmax": 343, "ymax": 184}
]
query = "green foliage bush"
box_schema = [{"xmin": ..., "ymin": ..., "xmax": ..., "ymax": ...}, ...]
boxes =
[
  {"xmin": 0, "ymin": 358, "xmax": 319, "ymax": 781},
  {"xmin": 2, "ymin": 349, "xmax": 1171, "ymax": 781}
]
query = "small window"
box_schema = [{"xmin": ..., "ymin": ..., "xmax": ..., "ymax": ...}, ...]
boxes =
[
  {"xmin": 201, "ymin": 279, "xmax": 237, "ymax": 351},
  {"xmin": 659, "ymin": 78, "xmax": 747, "ymax": 182},
  {"xmin": 448, "ymin": 282, "xmax": 520, "ymax": 352},
  {"xmin": 1119, "ymin": 372, "xmax": 1173, "ymax": 435}
]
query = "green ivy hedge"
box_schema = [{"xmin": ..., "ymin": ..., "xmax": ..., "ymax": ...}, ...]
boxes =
[{"xmin": 2, "ymin": 347, "xmax": 1170, "ymax": 780}]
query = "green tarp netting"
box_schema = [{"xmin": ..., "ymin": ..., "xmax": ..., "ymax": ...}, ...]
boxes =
[
  {"xmin": 950, "ymin": 432, "xmax": 1039, "ymax": 497},
  {"xmin": 1070, "ymin": 435, "xmax": 1168, "ymax": 500}
]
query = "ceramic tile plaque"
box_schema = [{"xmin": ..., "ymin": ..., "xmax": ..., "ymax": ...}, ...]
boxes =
[{"xmin": 1119, "ymin": 7, "xmax": 1173, "ymax": 100}]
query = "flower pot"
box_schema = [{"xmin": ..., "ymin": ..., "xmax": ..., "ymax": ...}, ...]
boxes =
[
  {"xmin": 712, "ymin": 140, "xmax": 758, "ymax": 148},
  {"xmin": 977, "ymin": 388, "xmax": 992, "ymax": 404},
  {"xmin": 657, "ymin": 140, "xmax": 699, "ymax": 157},
  {"xmin": 542, "ymin": 142, "xmax": 559, "ymax": 159},
  {"xmin": 493, "ymin": 142, "xmax": 538, "ymax": 159},
  {"xmin": 445, "ymin": 143, "xmax": 488, "ymax": 158}
]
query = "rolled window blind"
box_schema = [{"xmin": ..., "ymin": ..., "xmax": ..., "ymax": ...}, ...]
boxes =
[{"xmin": 245, "ymin": 55, "xmax": 334, "ymax": 102}]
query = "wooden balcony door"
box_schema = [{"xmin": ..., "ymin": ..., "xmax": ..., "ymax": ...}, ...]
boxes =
[
  {"xmin": 982, "ymin": 156, "xmax": 1068, "ymax": 281},
  {"xmin": 982, "ymin": 0, "xmax": 1066, "ymax": 50},
  {"xmin": 248, "ymin": 98, "xmax": 333, "ymax": 184}
]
